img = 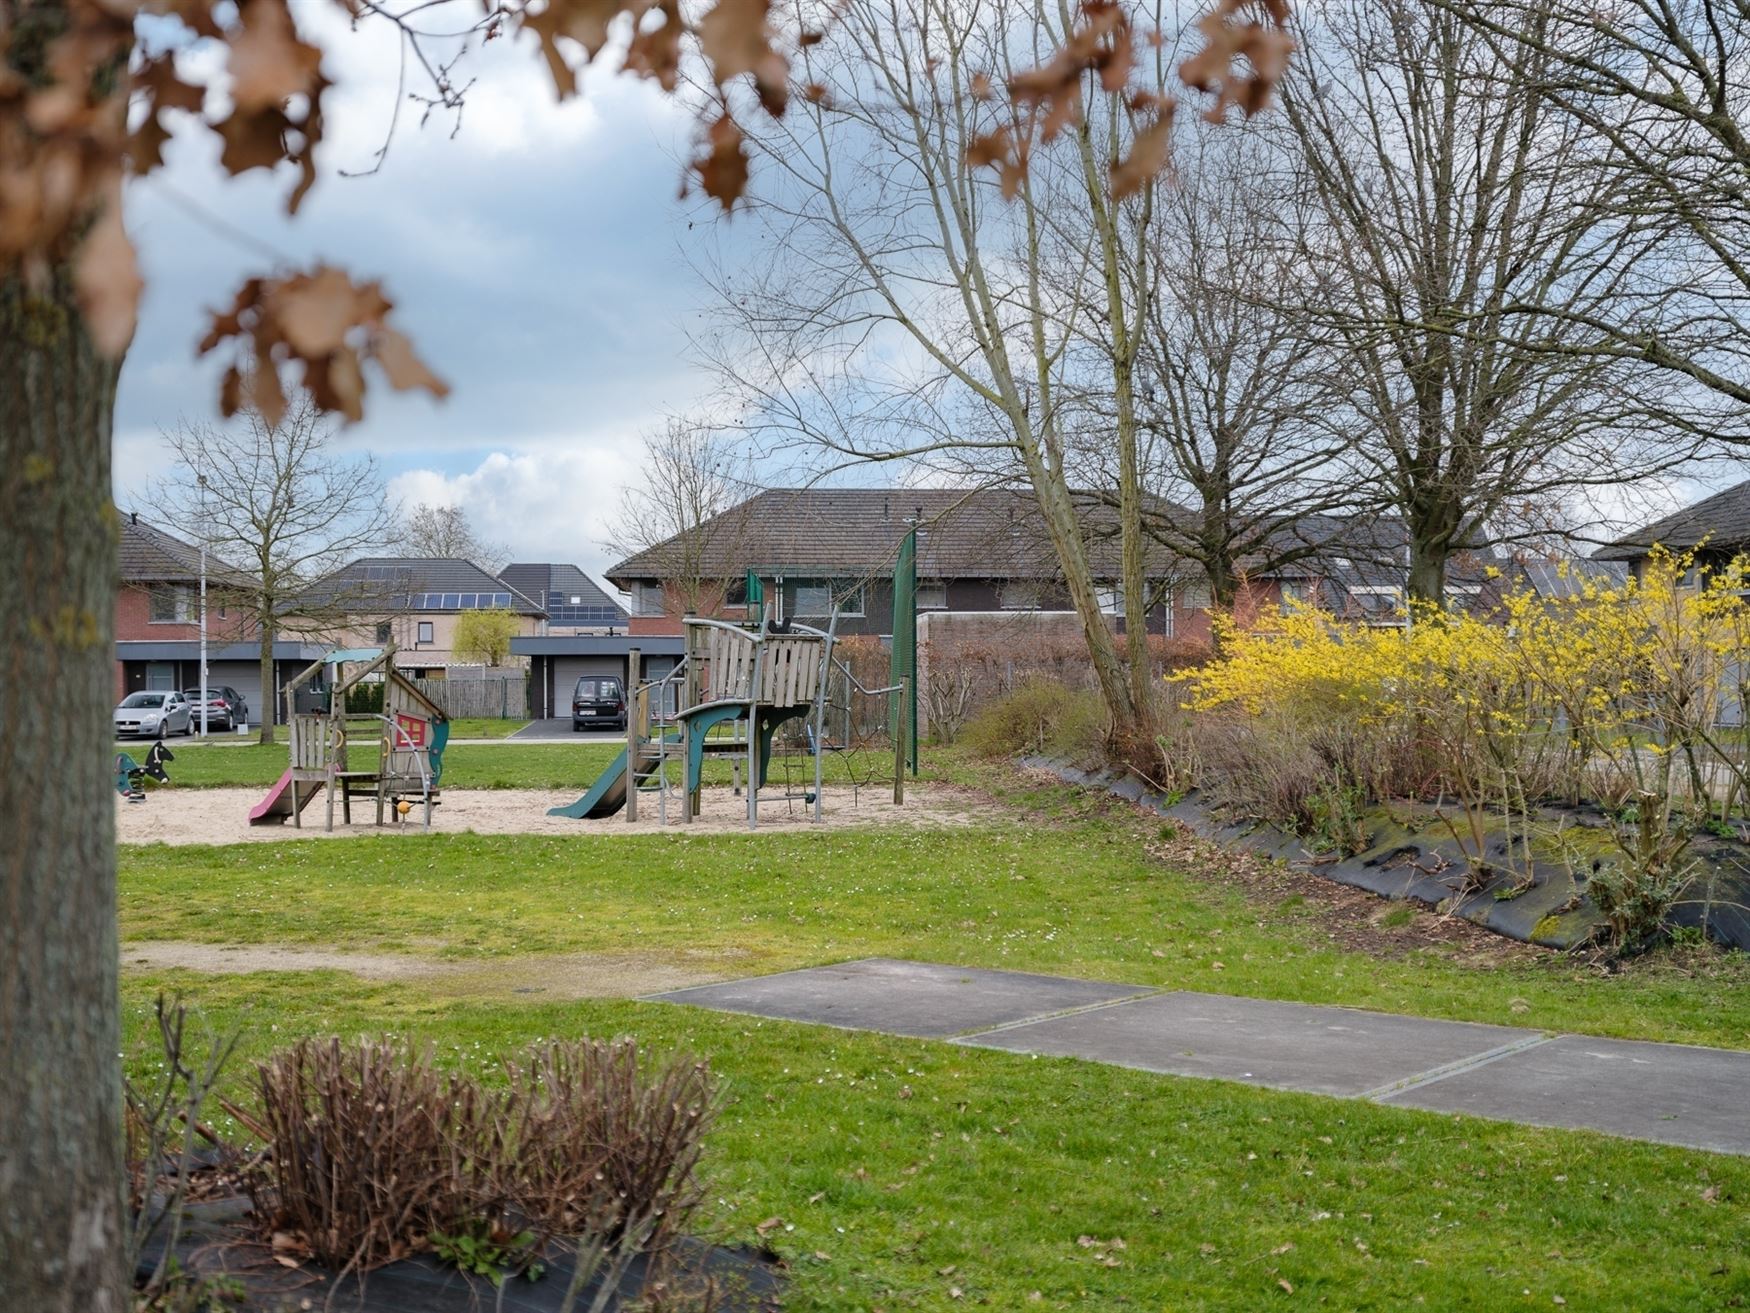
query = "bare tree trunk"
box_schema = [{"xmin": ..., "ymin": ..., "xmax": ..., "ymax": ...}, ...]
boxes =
[
  {"xmin": 0, "ymin": 269, "xmax": 128, "ymax": 1311},
  {"xmin": 1022, "ymin": 461, "xmax": 1139, "ymax": 726},
  {"xmin": 259, "ymin": 611, "xmax": 277, "ymax": 744}
]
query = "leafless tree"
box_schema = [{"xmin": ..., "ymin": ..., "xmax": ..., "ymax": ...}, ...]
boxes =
[
  {"xmin": 606, "ymin": 417, "xmax": 760, "ymax": 619},
  {"xmin": 701, "ymin": 0, "xmax": 1200, "ymax": 727},
  {"xmin": 399, "ymin": 503, "xmax": 508, "ymax": 573},
  {"xmin": 1119, "ymin": 124, "xmax": 1357, "ymax": 608},
  {"xmin": 159, "ymin": 396, "xmax": 399, "ymax": 742},
  {"xmin": 1279, "ymin": 0, "xmax": 1697, "ymax": 602},
  {"xmin": 1439, "ymin": 0, "xmax": 1750, "ymax": 428}
]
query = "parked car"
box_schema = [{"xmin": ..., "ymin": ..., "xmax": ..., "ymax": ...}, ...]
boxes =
[
  {"xmin": 181, "ymin": 686, "xmax": 248, "ymax": 731},
  {"xmin": 115, "ymin": 691, "xmax": 194, "ymax": 738},
  {"xmin": 571, "ymin": 676, "xmax": 627, "ymax": 731}
]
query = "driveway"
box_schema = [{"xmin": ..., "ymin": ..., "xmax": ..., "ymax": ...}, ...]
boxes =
[{"xmin": 510, "ymin": 717, "xmax": 626, "ymax": 742}]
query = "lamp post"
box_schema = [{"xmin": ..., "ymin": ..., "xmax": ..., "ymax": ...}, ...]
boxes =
[{"xmin": 198, "ymin": 470, "xmax": 209, "ymax": 737}]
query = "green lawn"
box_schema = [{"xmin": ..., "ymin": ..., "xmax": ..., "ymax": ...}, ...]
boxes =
[
  {"xmin": 446, "ymin": 716, "xmax": 532, "ymax": 739},
  {"xmin": 118, "ymin": 759, "xmax": 1750, "ymax": 1308},
  {"xmin": 121, "ymin": 978, "xmax": 1750, "ymax": 1311}
]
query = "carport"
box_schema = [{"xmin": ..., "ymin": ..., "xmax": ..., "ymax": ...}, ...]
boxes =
[{"xmin": 512, "ymin": 634, "xmax": 685, "ymax": 719}]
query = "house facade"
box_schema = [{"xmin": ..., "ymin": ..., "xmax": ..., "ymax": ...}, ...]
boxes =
[
  {"xmin": 1596, "ymin": 477, "xmax": 1750, "ymax": 580},
  {"xmin": 114, "ymin": 514, "xmax": 325, "ymax": 725},
  {"xmin": 606, "ymin": 488, "xmax": 1192, "ymax": 643},
  {"xmin": 305, "ymin": 558, "xmax": 547, "ymax": 677},
  {"xmin": 603, "ymin": 488, "xmax": 1513, "ymax": 647}
]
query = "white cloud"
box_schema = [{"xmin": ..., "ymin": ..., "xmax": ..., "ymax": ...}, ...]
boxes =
[{"xmin": 387, "ymin": 443, "xmax": 646, "ymax": 575}]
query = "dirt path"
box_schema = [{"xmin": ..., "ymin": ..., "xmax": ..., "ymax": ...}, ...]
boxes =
[
  {"xmin": 117, "ymin": 782, "xmax": 982, "ymax": 846},
  {"xmin": 120, "ymin": 941, "xmax": 740, "ymax": 999}
]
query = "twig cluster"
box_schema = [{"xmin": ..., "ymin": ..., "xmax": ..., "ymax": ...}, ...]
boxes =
[{"xmin": 246, "ymin": 1036, "xmax": 718, "ymax": 1281}]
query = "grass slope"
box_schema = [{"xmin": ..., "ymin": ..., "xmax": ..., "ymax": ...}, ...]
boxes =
[
  {"xmin": 122, "ymin": 978, "xmax": 1750, "ymax": 1312},
  {"xmin": 119, "ymin": 757, "xmax": 1750, "ymax": 1308}
]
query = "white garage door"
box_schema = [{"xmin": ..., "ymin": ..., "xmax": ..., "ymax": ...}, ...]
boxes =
[{"xmin": 210, "ymin": 660, "xmax": 263, "ymax": 727}]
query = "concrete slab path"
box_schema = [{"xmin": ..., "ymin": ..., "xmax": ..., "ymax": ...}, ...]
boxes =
[
  {"xmin": 647, "ymin": 957, "xmax": 1750, "ymax": 1155},
  {"xmin": 653, "ymin": 959, "xmax": 1151, "ymax": 1039}
]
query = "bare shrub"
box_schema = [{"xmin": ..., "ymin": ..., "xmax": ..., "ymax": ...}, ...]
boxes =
[
  {"xmin": 248, "ymin": 1036, "xmax": 716, "ymax": 1281},
  {"xmin": 962, "ymin": 679, "xmax": 1106, "ymax": 759},
  {"xmin": 126, "ymin": 995, "xmax": 243, "ymax": 1305}
]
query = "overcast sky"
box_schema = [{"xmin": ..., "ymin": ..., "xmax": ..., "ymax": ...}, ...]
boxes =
[{"xmin": 116, "ymin": 10, "xmax": 749, "ymax": 585}]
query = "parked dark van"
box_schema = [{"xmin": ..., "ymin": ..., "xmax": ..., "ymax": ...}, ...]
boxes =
[{"xmin": 572, "ymin": 676, "xmax": 627, "ymax": 731}]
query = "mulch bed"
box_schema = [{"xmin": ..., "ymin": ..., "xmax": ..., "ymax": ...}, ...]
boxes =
[{"xmin": 137, "ymin": 1197, "xmax": 785, "ymax": 1313}]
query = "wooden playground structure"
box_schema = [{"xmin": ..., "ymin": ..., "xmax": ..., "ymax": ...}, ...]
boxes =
[
  {"xmin": 549, "ymin": 609, "xmax": 909, "ymax": 829},
  {"xmin": 248, "ymin": 646, "xmax": 451, "ymax": 832}
]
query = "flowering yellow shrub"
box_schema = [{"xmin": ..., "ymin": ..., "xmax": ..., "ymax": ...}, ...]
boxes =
[{"xmin": 1181, "ymin": 549, "xmax": 1750, "ymax": 945}]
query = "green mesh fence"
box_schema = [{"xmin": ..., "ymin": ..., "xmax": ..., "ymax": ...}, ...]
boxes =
[{"xmin": 889, "ymin": 528, "xmax": 918, "ymax": 774}]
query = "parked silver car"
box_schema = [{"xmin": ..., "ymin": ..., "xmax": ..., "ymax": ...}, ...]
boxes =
[
  {"xmin": 114, "ymin": 691, "xmax": 194, "ymax": 738},
  {"xmin": 182, "ymin": 686, "xmax": 248, "ymax": 731}
]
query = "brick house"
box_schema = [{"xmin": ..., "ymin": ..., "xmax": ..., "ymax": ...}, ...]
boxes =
[
  {"xmin": 602, "ymin": 487, "xmax": 1508, "ymax": 645},
  {"xmin": 114, "ymin": 514, "xmax": 325, "ymax": 723},
  {"xmin": 605, "ymin": 487, "xmax": 1194, "ymax": 642},
  {"xmin": 303, "ymin": 558, "xmax": 548, "ymax": 677}
]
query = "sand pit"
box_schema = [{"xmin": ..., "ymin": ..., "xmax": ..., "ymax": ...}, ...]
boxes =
[
  {"xmin": 120, "ymin": 941, "xmax": 735, "ymax": 998},
  {"xmin": 118, "ymin": 781, "xmax": 981, "ymax": 846}
]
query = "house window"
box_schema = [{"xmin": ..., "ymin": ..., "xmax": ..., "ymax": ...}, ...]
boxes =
[
  {"xmin": 1349, "ymin": 585, "xmax": 1406, "ymax": 626},
  {"xmin": 375, "ymin": 621, "xmax": 393, "ymax": 644},
  {"xmin": 1096, "ymin": 583, "xmax": 1124, "ymax": 615},
  {"xmin": 917, "ymin": 580, "xmax": 948, "ymax": 610},
  {"xmin": 631, "ymin": 583, "xmax": 667, "ymax": 617},
  {"xmin": 417, "ymin": 621, "xmax": 435, "ymax": 645},
  {"xmin": 1000, "ymin": 581, "xmax": 1041, "ymax": 610},
  {"xmin": 793, "ymin": 579, "xmax": 864, "ymax": 618},
  {"xmin": 149, "ymin": 585, "xmax": 193, "ymax": 623}
]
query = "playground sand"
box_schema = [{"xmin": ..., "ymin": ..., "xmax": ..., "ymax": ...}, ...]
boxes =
[{"xmin": 117, "ymin": 783, "xmax": 980, "ymax": 845}]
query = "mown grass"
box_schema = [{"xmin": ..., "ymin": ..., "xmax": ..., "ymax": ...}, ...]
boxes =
[
  {"xmin": 122, "ymin": 974, "xmax": 1750, "ymax": 1312},
  {"xmin": 120, "ymin": 791, "xmax": 1750, "ymax": 1048},
  {"xmin": 446, "ymin": 717, "xmax": 532, "ymax": 739}
]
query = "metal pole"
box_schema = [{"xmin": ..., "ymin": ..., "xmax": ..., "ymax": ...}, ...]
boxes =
[
  {"xmin": 625, "ymin": 647, "xmax": 641, "ymax": 823},
  {"xmin": 197, "ymin": 470, "xmax": 209, "ymax": 738},
  {"xmin": 893, "ymin": 678, "xmax": 907, "ymax": 805}
]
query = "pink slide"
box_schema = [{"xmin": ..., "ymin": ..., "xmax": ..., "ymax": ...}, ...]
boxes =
[{"xmin": 248, "ymin": 769, "xmax": 322, "ymax": 825}]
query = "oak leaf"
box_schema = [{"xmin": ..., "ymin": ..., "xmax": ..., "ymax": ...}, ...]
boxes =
[
  {"xmin": 72, "ymin": 171, "xmax": 142, "ymax": 357},
  {"xmin": 1110, "ymin": 102, "xmax": 1174, "ymax": 198},
  {"xmin": 692, "ymin": 113, "xmax": 749, "ymax": 212},
  {"xmin": 698, "ymin": 0, "xmax": 789, "ymax": 115},
  {"xmin": 228, "ymin": 0, "xmax": 324, "ymax": 113}
]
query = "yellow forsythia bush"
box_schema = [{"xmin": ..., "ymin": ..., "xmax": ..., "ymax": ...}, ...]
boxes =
[{"xmin": 1182, "ymin": 550, "xmax": 1750, "ymax": 944}]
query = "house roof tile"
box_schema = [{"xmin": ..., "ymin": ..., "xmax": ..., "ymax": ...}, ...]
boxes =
[{"xmin": 1596, "ymin": 478, "xmax": 1750, "ymax": 560}]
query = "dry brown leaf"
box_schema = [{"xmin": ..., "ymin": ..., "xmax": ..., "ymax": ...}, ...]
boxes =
[
  {"xmin": 72, "ymin": 172, "xmax": 142, "ymax": 357},
  {"xmin": 523, "ymin": 0, "xmax": 628, "ymax": 96},
  {"xmin": 692, "ymin": 113, "xmax": 749, "ymax": 212},
  {"xmin": 199, "ymin": 264, "xmax": 445, "ymax": 424},
  {"xmin": 376, "ymin": 328, "xmax": 451, "ymax": 398},
  {"xmin": 1179, "ymin": 0, "xmax": 1294, "ymax": 122},
  {"xmin": 697, "ymin": 0, "xmax": 789, "ymax": 115},
  {"xmin": 1109, "ymin": 102, "xmax": 1174, "ymax": 198},
  {"xmin": 625, "ymin": 0, "xmax": 684, "ymax": 91},
  {"xmin": 276, "ymin": 265, "xmax": 366, "ymax": 357},
  {"xmin": 228, "ymin": 0, "xmax": 323, "ymax": 113}
]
